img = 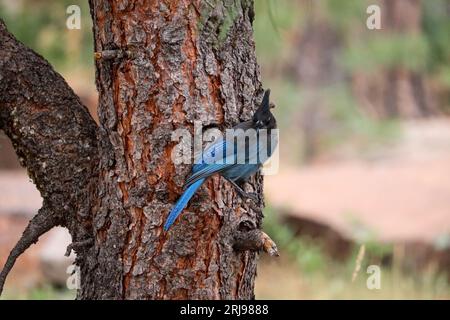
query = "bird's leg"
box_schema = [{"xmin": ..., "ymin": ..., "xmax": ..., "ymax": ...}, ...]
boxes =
[{"xmin": 226, "ymin": 179, "xmax": 258, "ymax": 202}]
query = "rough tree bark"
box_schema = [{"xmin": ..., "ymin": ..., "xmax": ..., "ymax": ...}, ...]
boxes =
[{"xmin": 0, "ymin": 0, "xmax": 277, "ymax": 300}]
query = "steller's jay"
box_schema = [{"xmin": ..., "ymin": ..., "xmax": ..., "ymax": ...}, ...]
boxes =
[{"xmin": 164, "ymin": 89, "xmax": 277, "ymax": 231}]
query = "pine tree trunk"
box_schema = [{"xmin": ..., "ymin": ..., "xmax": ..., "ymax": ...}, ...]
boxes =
[
  {"xmin": 0, "ymin": 0, "xmax": 276, "ymax": 300},
  {"xmin": 83, "ymin": 0, "xmax": 267, "ymax": 300}
]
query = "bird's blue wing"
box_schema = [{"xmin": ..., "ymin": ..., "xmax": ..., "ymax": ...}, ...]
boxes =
[
  {"xmin": 192, "ymin": 139, "xmax": 227, "ymax": 173},
  {"xmin": 185, "ymin": 121, "xmax": 260, "ymax": 188},
  {"xmin": 186, "ymin": 138, "xmax": 236, "ymax": 188},
  {"xmin": 185, "ymin": 163, "xmax": 231, "ymax": 187}
]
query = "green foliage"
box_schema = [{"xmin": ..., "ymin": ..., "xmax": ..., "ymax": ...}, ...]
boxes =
[
  {"xmin": 422, "ymin": 0, "xmax": 450, "ymax": 107},
  {"xmin": 263, "ymin": 206, "xmax": 395, "ymax": 276},
  {"xmin": 0, "ymin": 0, "xmax": 93, "ymax": 72},
  {"xmin": 325, "ymin": 86, "xmax": 400, "ymax": 148},
  {"xmin": 261, "ymin": 207, "xmax": 448, "ymax": 300},
  {"xmin": 423, "ymin": 0, "xmax": 450, "ymax": 72},
  {"xmin": 253, "ymin": 0, "xmax": 300, "ymax": 65},
  {"xmin": 2, "ymin": 285, "xmax": 76, "ymax": 300},
  {"xmin": 267, "ymin": 80, "xmax": 304, "ymax": 128},
  {"xmin": 324, "ymin": 0, "xmax": 368, "ymax": 33},
  {"xmin": 364, "ymin": 240, "xmax": 393, "ymax": 259},
  {"xmin": 342, "ymin": 34, "xmax": 430, "ymax": 72},
  {"xmin": 263, "ymin": 207, "xmax": 329, "ymax": 274}
]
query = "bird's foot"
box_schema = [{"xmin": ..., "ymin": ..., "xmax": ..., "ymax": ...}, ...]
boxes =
[
  {"xmin": 242, "ymin": 192, "xmax": 258, "ymax": 202},
  {"xmin": 226, "ymin": 179, "xmax": 259, "ymax": 202},
  {"xmin": 236, "ymin": 184, "xmax": 259, "ymax": 202}
]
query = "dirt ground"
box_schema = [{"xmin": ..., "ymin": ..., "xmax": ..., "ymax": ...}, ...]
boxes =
[
  {"xmin": 266, "ymin": 119, "xmax": 450, "ymax": 243},
  {"xmin": 0, "ymin": 119, "xmax": 449, "ymax": 297}
]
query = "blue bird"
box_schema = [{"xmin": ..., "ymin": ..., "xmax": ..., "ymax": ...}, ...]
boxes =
[{"xmin": 164, "ymin": 89, "xmax": 277, "ymax": 231}]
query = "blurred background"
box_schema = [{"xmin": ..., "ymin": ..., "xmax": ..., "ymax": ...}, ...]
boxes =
[{"xmin": 0, "ymin": 0, "xmax": 449, "ymax": 299}]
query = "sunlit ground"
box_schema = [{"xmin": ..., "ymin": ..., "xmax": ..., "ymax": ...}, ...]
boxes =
[
  {"xmin": 2, "ymin": 257, "xmax": 448, "ymax": 300},
  {"xmin": 256, "ymin": 257, "xmax": 449, "ymax": 300},
  {"xmin": 0, "ymin": 0, "xmax": 449, "ymax": 300}
]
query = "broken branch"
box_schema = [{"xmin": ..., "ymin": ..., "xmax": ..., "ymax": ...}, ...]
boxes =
[
  {"xmin": 233, "ymin": 229, "xmax": 279, "ymax": 257},
  {"xmin": 0, "ymin": 19, "xmax": 99, "ymax": 296}
]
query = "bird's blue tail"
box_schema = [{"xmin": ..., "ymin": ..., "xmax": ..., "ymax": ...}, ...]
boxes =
[{"xmin": 163, "ymin": 178, "xmax": 205, "ymax": 231}]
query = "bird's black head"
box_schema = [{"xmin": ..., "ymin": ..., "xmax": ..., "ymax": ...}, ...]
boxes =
[{"xmin": 252, "ymin": 89, "xmax": 276, "ymax": 130}]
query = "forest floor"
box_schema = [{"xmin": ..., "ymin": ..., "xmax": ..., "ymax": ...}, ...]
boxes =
[
  {"xmin": 257, "ymin": 118, "xmax": 450, "ymax": 299},
  {"xmin": 255, "ymin": 256, "xmax": 449, "ymax": 299},
  {"xmin": 1, "ymin": 119, "xmax": 449, "ymax": 299},
  {"xmin": 266, "ymin": 118, "xmax": 450, "ymax": 244}
]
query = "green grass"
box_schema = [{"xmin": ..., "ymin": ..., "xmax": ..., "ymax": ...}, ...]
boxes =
[
  {"xmin": 2, "ymin": 285, "xmax": 76, "ymax": 300},
  {"xmin": 259, "ymin": 206, "xmax": 450, "ymax": 299},
  {"xmin": 2, "ymin": 208, "xmax": 448, "ymax": 300},
  {"xmin": 256, "ymin": 258, "xmax": 450, "ymax": 299}
]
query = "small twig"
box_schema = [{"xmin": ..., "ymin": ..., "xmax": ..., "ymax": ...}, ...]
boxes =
[
  {"xmin": 204, "ymin": 0, "xmax": 215, "ymax": 9},
  {"xmin": 65, "ymin": 238, "xmax": 94, "ymax": 257},
  {"xmin": 94, "ymin": 49, "xmax": 134, "ymax": 61},
  {"xmin": 352, "ymin": 244, "xmax": 366, "ymax": 282},
  {"xmin": 0, "ymin": 206, "xmax": 59, "ymax": 296}
]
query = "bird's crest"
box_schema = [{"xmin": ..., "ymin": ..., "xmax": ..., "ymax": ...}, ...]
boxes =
[{"xmin": 260, "ymin": 89, "xmax": 271, "ymax": 112}]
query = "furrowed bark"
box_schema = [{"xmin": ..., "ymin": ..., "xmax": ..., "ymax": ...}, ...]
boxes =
[
  {"xmin": 1, "ymin": 0, "xmax": 275, "ymax": 300},
  {"xmin": 0, "ymin": 19, "xmax": 99, "ymax": 295},
  {"xmin": 83, "ymin": 0, "xmax": 268, "ymax": 299}
]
